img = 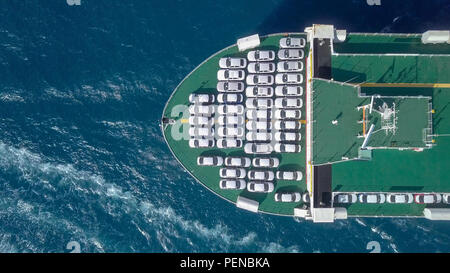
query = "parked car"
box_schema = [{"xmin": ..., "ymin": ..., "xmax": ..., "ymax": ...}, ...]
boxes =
[
  {"xmin": 217, "ymin": 126, "xmax": 244, "ymax": 138},
  {"xmin": 275, "ymin": 85, "xmax": 303, "ymax": 96},
  {"xmin": 197, "ymin": 156, "xmax": 223, "ymax": 166},
  {"xmin": 224, "ymin": 157, "xmax": 251, "ymax": 167},
  {"xmin": 274, "ymin": 132, "xmax": 301, "ymax": 142},
  {"xmin": 216, "ymin": 138, "xmax": 242, "ymax": 148},
  {"xmin": 244, "ymin": 143, "xmax": 273, "ymax": 154},
  {"xmin": 274, "ymin": 109, "xmax": 302, "ymax": 119},
  {"xmin": 277, "ymin": 49, "xmax": 304, "ymax": 60},
  {"xmin": 246, "ymin": 131, "xmax": 272, "ymax": 142},
  {"xmin": 279, "ymin": 37, "xmax": 306, "ymax": 48},
  {"xmin": 189, "ymin": 105, "xmax": 215, "ymax": 116},
  {"xmin": 219, "ymin": 168, "xmax": 246, "ymax": 179},
  {"xmin": 217, "ymin": 69, "xmax": 245, "ymax": 81},
  {"xmin": 275, "ymin": 73, "xmax": 303, "ymax": 84},
  {"xmin": 247, "ymin": 181, "xmax": 274, "ymax": 193},
  {"xmin": 276, "ymin": 171, "xmax": 302, "ymax": 181},
  {"xmin": 274, "ymin": 143, "xmax": 301, "ymax": 153},
  {"xmin": 246, "ymin": 98, "xmax": 273, "ymax": 109},
  {"xmin": 252, "ymin": 157, "xmax": 279, "ymax": 168},
  {"xmin": 277, "ymin": 61, "xmax": 303, "ymax": 72},
  {"xmin": 189, "ymin": 93, "xmax": 215, "ymax": 104},
  {"xmin": 218, "ymin": 115, "xmax": 244, "ymax": 126},
  {"xmin": 245, "ymin": 86, "xmax": 274, "ymax": 97},
  {"xmin": 189, "ymin": 126, "xmax": 214, "ymax": 137},
  {"xmin": 274, "ymin": 192, "xmax": 301, "ymax": 202},
  {"xmin": 217, "ymin": 93, "xmax": 243, "ymax": 104},
  {"xmin": 275, "ymin": 98, "xmax": 303, "ymax": 108},
  {"xmin": 246, "ymin": 74, "xmax": 274, "ymax": 85},
  {"xmin": 246, "ymin": 109, "xmax": 272, "ymax": 120},
  {"xmin": 247, "ymin": 50, "xmax": 275, "ymax": 61},
  {"xmin": 443, "ymin": 194, "xmax": 450, "ymax": 204},
  {"xmin": 219, "ymin": 179, "xmax": 246, "ymax": 190},
  {"xmin": 189, "ymin": 116, "xmax": 214, "ymax": 126},
  {"xmin": 414, "ymin": 193, "xmax": 442, "ymax": 204},
  {"xmin": 189, "ymin": 139, "xmax": 215, "ymax": 148},
  {"xmin": 334, "ymin": 193, "xmax": 358, "ymax": 204},
  {"xmin": 219, "ymin": 57, "xmax": 247, "ymax": 69},
  {"xmin": 358, "ymin": 193, "xmax": 386, "ymax": 204},
  {"xmin": 217, "ymin": 81, "xmax": 245, "ymax": 92},
  {"xmin": 246, "ymin": 120, "xmax": 272, "ymax": 131},
  {"xmin": 247, "ymin": 62, "xmax": 275, "ymax": 73},
  {"xmin": 274, "ymin": 120, "xmax": 301, "ymax": 130},
  {"xmin": 218, "ymin": 104, "xmax": 244, "ymax": 115},
  {"xmin": 386, "ymin": 193, "xmax": 414, "ymax": 204}
]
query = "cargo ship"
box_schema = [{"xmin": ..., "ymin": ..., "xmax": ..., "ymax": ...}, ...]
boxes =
[{"xmin": 161, "ymin": 24, "xmax": 450, "ymax": 223}]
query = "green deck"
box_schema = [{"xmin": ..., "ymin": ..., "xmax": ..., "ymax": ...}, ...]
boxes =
[
  {"xmin": 328, "ymin": 34, "xmax": 450, "ymax": 216},
  {"xmin": 163, "ymin": 34, "xmax": 308, "ymax": 216}
]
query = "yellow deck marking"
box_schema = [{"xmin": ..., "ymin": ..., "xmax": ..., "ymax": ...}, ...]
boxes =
[
  {"xmin": 360, "ymin": 83, "xmax": 450, "ymax": 88},
  {"xmin": 300, "ymin": 119, "xmax": 307, "ymax": 124},
  {"xmin": 180, "ymin": 119, "xmax": 189, "ymax": 123}
]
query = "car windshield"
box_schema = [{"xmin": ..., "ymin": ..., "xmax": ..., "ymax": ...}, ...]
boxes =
[
  {"xmin": 226, "ymin": 58, "xmax": 231, "ymax": 67},
  {"xmin": 286, "ymin": 38, "xmax": 291, "ymax": 46}
]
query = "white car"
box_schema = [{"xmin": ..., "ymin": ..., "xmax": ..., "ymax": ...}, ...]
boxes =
[
  {"xmin": 246, "ymin": 120, "xmax": 272, "ymax": 131},
  {"xmin": 247, "ymin": 181, "xmax": 274, "ymax": 193},
  {"xmin": 277, "ymin": 61, "xmax": 303, "ymax": 72},
  {"xmin": 224, "ymin": 157, "xmax": 251, "ymax": 167},
  {"xmin": 189, "ymin": 116, "xmax": 214, "ymax": 126},
  {"xmin": 386, "ymin": 193, "xmax": 414, "ymax": 204},
  {"xmin": 219, "ymin": 168, "xmax": 246, "ymax": 179},
  {"xmin": 216, "ymin": 138, "xmax": 242, "ymax": 148},
  {"xmin": 248, "ymin": 170, "xmax": 275, "ymax": 181},
  {"xmin": 246, "ymin": 98, "xmax": 273, "ymax": 109},
  {"xmin": 274, "ymin": 132, "xmax": 301, "ymax": 142},
  {"xmin": 359, "ymin": 193, "xmax": 386, "ymax": 204},
  {"xmin": 217, "ymin": 126, "xmax": 244, "ymax": 138},
  {"xmin": 218, "ymin": 115, "xmax": 244, "ymax": 126},
  {"xmin": 189, "ymin": 126, "xmax": 214, "ymax": 138},
  {"xmin": 334, "ymin": 193, "xmax": 358, "ymax": 204},
  {"xmin": 189, "ymin": 93, "xmax": 215, "ymax": 104},
  {"xmin": 189, "ymin": 105, "xmax": 214, "ymax": 116},
  {"xmin": 274, "ymin": 192, "xmax": 301, "ymax": 202},
  {"xmin": 217, "ymin": 93, "xmax": 243, "ymax": 104},
  {"xmin": 218, "ymin": 104, "xmax": 244, "ymax": 115},
  {"xmin": 275, "ymin": 98, "xmax": 303, "ymax": 108},
  {"xmin": 302, "ymin": 193, "xmax": 310, "ymax": 203},
  {"xmin": 244, "ymin": 143, "xmax": 273, "ymax": 154},
  {"xmin": 246, "ymin": 74, "xmax": 274, "ymax": 85},
  {"xmin": 277, "ymin": 49, "xmax": 304, "ymax": 60},
  {"xmin": 275, "ymin": 85, "xmax": 303, "ymax": 96},
  {"xmin": 219, "ymin": 57, "xmax": 247, "ymax": 69},
  {"xmin": 247, "ymin": 109, "xmax": 272, "ymax": 120},
  {"xmin": 247, "ymin": 50, "xmax": 275, "ymax": 61},
  {"xmin": 275, "ymin": 73, "xmax": 303, "ymax": 84},
  {"xmin": 274, "ymin": 120, "xmax": 301, "ymax": 130},
  {"xmin": 197, "ymin": 156, "xmax": 223, "ymax": 166},
  {"xmin": 246, "ymin": 131, "xmax": 272, "ymax": 141},
  {"xmin": 219, "ymin": 179, "xmax": 246, "ymax": 190},
  {"xmin": 443, "ymin": 194, "xmax": 450, "ymax": 204},
  {"xmin": 274, "ymin": 143, "xmax": 301, "ymax": 153},
  {"xmin": 252, "ymin": 157, "xmax": 279, "ymax": 168},
  {"xmin": 217, "ymin": 69, "xmax": 245, "ymax": 81},
  {"xmin": 245, "ymin": 86, "xmax": 274, "ymax": 97},
  {"xmin": 275, "ymin": 109, "xmax": 301, "ymax": 119},
  {"xmin": 276, "ymin": 171, "xmax": 302, "ymax": 181},
  {"xmin": 247, "ymin": 62, "xmax": 275, "ymax": 73},
  {"xmin": 217, "ymin": 81, "xmax": 245, "ymax": 92},
  {"xmin": 414, "ymin": 193, "xmax": 442, "ymax": 204},
  {"xmin": 189, "ymin": 139, "xmax": 215, "ymax": 148},
  {"xmin": 279, "ymin": 37, "xmax": 306, "ymax": 48}
]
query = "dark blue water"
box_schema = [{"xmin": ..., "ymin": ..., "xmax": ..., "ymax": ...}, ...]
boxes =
[{"xmin": 0, "ymin": 0, "xmax": 449, "ymax": 253}]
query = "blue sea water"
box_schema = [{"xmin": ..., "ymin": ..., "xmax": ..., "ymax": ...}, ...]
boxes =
[{"xmin": 0, "ymin": 0, "xmax": 449, "ymax": 253}]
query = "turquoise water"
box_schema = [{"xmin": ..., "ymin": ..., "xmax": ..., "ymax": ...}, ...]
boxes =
[{"xmin": 0, "ymin": 0, "xmax": 449, "ymax": 252}]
